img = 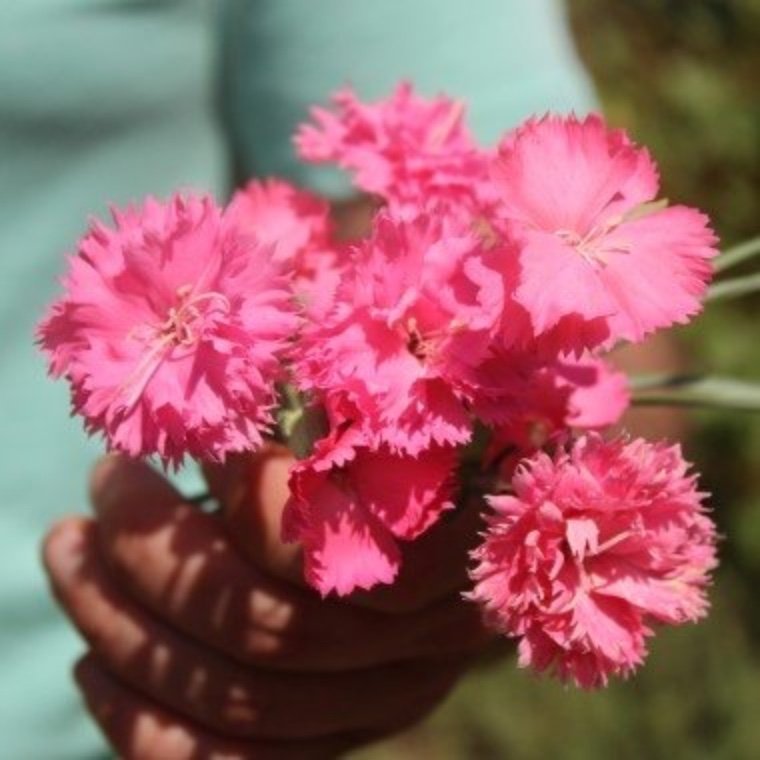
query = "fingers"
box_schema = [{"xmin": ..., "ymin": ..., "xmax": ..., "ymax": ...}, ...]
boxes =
[
  {"xmin": 207, "ymin": 447, "xmax": 485, "ymax": 614},
  {"xmin": 45, "ymin": 518, "xmax": 467, "ymax": 741},
  {"xmin": 91, "ymin": 454, "xmax": 314, "ymax": 670},
  {"xmin": 204, "ymin": 447, "xmax": 303, "ymax": 588},
  {"xmin": 90, "ymin": 455, "xmax": 488, "ymax": 671},
  {"xmin": 74, "ymin": 655, "xmax": 356, "ymax": 760}
]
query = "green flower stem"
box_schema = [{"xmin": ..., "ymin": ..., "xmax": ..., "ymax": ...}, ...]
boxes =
[
  {"xmin": 631, "ymin": 374, "xmax": 760, "ymax": 411},
  {"xmin": 706, "ymin": 272, "xmax": 760, "ymax": 303},
  {"xmin": 714, "ymin": 235, "xmax": 760, "ymax": 273}
]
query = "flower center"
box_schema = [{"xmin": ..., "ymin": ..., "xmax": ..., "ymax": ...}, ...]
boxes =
[
  {"xmin": 118, "ymin": 285, "xmax": 230, "ymax": 412},
  {"xmin": 154, "ymin": 285, "xmax": 231, "ymax": 348},
  {"xmin": 405, "ymin": 320, "xmax": 427, "ymax": 361},
  {"xmin": 402, "ymin": 316, "xmax": 440, "ymax": 363},
  {"xmin": 401, "ymin": 315, "xmax": 466, "ymax": 364},
  {"xmin": 555, "ymin": 220, "xmax": 630, "ymax": 267}
]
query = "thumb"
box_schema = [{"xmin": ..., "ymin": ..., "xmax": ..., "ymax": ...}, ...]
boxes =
[
  {"xmin": 90, "ymin": 454, "xmax": 185, "ymax": 524},
  {"xmin": 202, "ymin": 444, "xmax": 305, "ymax": 587}
]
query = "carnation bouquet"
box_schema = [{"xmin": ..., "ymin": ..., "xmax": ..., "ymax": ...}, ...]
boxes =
[{"xmin": 38, "ymin": 84, "xmax": 760, "ymax": 689}]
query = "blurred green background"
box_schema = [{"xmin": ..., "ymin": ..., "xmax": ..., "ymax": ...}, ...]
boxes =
[{"xmin": 357, "ymin": 2, "xmax": 760, "ymax": 758}]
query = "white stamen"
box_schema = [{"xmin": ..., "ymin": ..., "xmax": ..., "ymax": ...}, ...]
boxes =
[{"xmin": 119, "ymin": 288, "xmax": 230, "ymax": 410}]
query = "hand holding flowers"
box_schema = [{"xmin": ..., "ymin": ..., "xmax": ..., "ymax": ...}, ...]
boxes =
[{"xmin": 40, "ymin": 83, "xmax": 759, "ymax": 692}]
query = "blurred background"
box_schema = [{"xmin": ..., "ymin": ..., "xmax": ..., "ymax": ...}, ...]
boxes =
[{"xmin": 359, "ymin": 1, "xmax": 760, "ymax": 758}]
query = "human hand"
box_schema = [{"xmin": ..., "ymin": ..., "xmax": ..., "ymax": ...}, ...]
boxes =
[{"xmin": 43, "ymin": 445, "xmax": 491, "ymax": 759}]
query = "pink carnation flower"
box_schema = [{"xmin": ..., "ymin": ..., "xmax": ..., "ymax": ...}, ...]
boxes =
[
  {"xmin": 284, "ymin": 415, "xmax": 457, "ymax": 596},
  {"xmin": 558, "ymin": 356, "xmax": 631, "ymax": 429},
  {"xmin": 475, "ymin": 354, "xmax": 630, "ymax": 452},
  {"xmin": 295, "ymin": 83, "xmax": 493, "ymax": 211},
  {"xmin": 470, "ymin": 434, "xmax": 717, "ymax": 688},
  {"xmin": 295, "ymin": 208, "xmax": 504, "ymax": 454},
  {"xmin": 493, "ymin": 114, "xmax": 718, "ymax": 349},
  {"xmin": 226, "ymin": 179, "xmax": 344, "ymax": 320},
  {"xmin": 227, "ymin": 178, "xmax": 332, "ymax": 263},
  {"xmin": 38, "ymin": 194, "xmax": 297, "ymax": 466}
]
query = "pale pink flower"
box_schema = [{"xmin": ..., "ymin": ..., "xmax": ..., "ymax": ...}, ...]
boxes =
[
  {"xmin": 38, "ymin": 194, "xmax": 297, "ymax": 466},
  {"xmin": 295, "ymin": 208, "xmax": 504, "ymax": 454},
  {"xmin": 226, "ymin": 179, "xmax": 344, "ymax": 320},
  {"xmin": 470, "ymin": 434, "xmax": 717, "ymax": 688},
  {"xmin": 492, "ymin": 114, "xmax": 718, "ymax": 349},
  {"xmin": 284, "ymin": 412, "xmax": 457, "ymax": 596},
  {"xmin": 295, "ymin": 83, "xmax": 494, "ymax": 211}
]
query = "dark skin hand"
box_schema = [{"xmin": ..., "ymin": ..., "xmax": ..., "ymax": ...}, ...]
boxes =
[{"xmin": 42, "ymin": 445, "xmax": 492, "ymax": 759}]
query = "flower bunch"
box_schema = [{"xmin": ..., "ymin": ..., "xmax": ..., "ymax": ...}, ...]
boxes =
[{"xmin": 39, "ymin": 83, "xmax": 723, "ymax": 688}]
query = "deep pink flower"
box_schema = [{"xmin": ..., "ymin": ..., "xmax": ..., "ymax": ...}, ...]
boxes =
[
  {"xmin": 226, "ymin": 179, "xmax": 344, "ymax": 320},
  {"xmin": 284, "ymin": 415, "xmax": 457, "ymax": 596},
  {"xmin": 38, "ymin": 194, "xmax": 297, "ymax": 466},
  {"xmin": 558, "ymin": 356, "xmax": 630, "ymax": 429},
  {"xmin": 295, "ymin": 208, "xmax": 504, "ymax": 454},
  {"xmin": 227, "ymin": 178, "xmax": 332, "ymax": 263},
  {"xmin": 492, "ymin": 114, "xmax": 718, "ymax": 350},
  {"xmin": 474, "ymin": 353, "xmax": 630, "ymax": 457},
  {"xmin": 295, "ymin": 83, "xmax": 494, "ymax": 211},
  {"xmin": 470, "ymin": 434, "xmax": 717, "ymax": 688}
]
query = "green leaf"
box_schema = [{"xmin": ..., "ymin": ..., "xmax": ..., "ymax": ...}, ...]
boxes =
[
  {"xmin": 631, "ymin": 374, "xmax": 760, "ymax": 411},
  {"xmin": 287, "ymin": 405, "xmax": 328, "ymax": 460},
  {"xmin": 706, "ymin": 272, "xmax": 760, "ymax": 303},
  {"xmin": 714, "ymin": 235, "xmax": 760, "ymax": 273},
  {"xmin": 275, "ymin": 382, "xmax": 329, "ymax": 459}
]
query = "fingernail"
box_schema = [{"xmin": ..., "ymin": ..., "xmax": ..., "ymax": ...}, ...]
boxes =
[{"xmin": 42, "ymin": 518, "xmax": 90, "ymax": 581}]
